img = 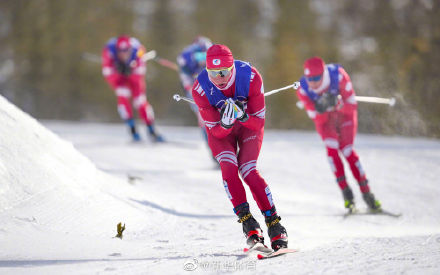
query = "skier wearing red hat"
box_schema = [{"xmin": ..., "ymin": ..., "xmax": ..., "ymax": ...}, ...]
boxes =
[
  {"xmin": 191, "ymin": 44, "xmax": 288, "ymax": 251},
  {"xmin": 296, "ymin": 56, "xmax": 381, "ymax": 212},
  {"xmin": 102, "ymin": 35, "xmax": 163, "ymax": 142}
]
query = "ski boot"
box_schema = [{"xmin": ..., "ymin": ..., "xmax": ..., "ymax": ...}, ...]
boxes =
[
  {"xmin": 342, "ymin": 186, "xmax": 355, "ymax": 212},
  {"xmin": 126, "ymin": 119, "xmax": 141, "ymax": 142},
  {"xmin": 263, "ymin": 207, "xmax": 288, "ymax": 251},
  {"xmin": 234, "ymin": 203, "xmax": 264, "ymax": 246},
  {"xmin": 132, "ymin": 132, "xmax": 141, "ymax": 142},
  {"xmin": 150, "ymin": 132, "xmax": 165, "ymax": 142},
  {"xmin": 362, "ymin": 192, "xmax": 382, "ymax": 211},
  {"xmin": 147, "ymin": 124, "xmax": 165, "ymax": 143}
]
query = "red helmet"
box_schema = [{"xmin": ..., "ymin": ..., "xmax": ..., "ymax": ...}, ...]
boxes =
[
  {"xmin": 116, "ymin": 36, "xmax": 131, "ymax": 51},
  {"xmin": 304, "ymin": 56, "xmax": 325, "ymax": 76}
]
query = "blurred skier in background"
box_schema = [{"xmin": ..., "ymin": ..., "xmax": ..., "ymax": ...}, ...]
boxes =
[
  {"xmin": 177, "ymin": 36, "xmax": 212, "ymax": 143},
  {"xmin": 296, "ymin": 56, "xmax": 381, "ymax": 212},
  {"xmin": 192, "ymin": 44, "xmax": 288, "ymax": 251},
  {"xmin": 102, "ymin": 35, "xmax": 164, "ymax": 142}
]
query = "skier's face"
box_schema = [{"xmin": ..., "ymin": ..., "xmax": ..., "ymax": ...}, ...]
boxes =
[
  {"xmin": 306, "ymin": 74, "xmax": 323, "ymax": 90},
  {"xmin": 208, "ymin": 66, "xmax": 233, "ymax": 89},
  {"xmin": 117, "ymin": 48, "xmax": 131, "ymax": 63}
]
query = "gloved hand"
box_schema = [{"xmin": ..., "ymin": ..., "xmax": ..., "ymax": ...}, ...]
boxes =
[
  {"xmin": 220, "ymin": 101, "xmax": 236, "ymax": 129},
  {"xmin": 116, "ymin": 62, "xmax": 131, "ymax": 75},
  {"xmin": 315, "ymin": 92, "xmax": 338, "ymax": 113},
  {"xmin": 232, "ymin": 100, "xmax": 249, "ymax": 122}
]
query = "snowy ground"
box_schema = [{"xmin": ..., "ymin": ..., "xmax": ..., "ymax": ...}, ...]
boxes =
[{"xmin": 1, "ymin": 95, "xmax": 440, "ymax": 274}]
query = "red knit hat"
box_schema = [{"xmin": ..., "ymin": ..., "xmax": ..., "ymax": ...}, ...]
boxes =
[
  {"xmin": 116, "ymin": 36, "xmax": 131, "ymax": 50},
  {"xmin": 304, "ymin": 56, "xmax": 325, "ymax": 76},
  {"xmin": 206, "ymin": 44, "xmax": 234, "ymax": 69}
]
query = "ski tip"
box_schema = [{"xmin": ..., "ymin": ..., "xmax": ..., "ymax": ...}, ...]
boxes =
[
  {"xmin": 257, "ymin": 254, "xmax": 264, "ymax": 260},
  {"xmin": 243, "ymin": 248, "xmax": 249, "ymax": 253}
]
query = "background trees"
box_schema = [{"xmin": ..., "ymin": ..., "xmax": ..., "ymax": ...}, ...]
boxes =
[{"xmin": 1, "ymin": 0, "xmax": 439, "ymax": 137}]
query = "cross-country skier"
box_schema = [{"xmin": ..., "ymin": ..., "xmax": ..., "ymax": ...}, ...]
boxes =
[
  {"xmin": 191, "ymin": 44, "xmax": 288, "ymax": 251},
  {"xmin": 296, "ymin": 56, "xmax": 381, "ymax": 211},
  {"xmin": 101, "ymin": 35, "xmax": 164, "ymax": 142},
  {"xmin": 177, "ymin": 36, "xmax": 212, "ymax": 143}
]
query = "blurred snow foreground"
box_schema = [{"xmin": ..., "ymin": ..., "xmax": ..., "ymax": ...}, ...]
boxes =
[{"xmin": 0, "ymin": 94, "xmax": 440, "ymax": 274}]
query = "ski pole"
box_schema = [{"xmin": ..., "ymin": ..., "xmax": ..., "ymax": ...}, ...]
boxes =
[
  {"xmin": 140, "ymin": 50, "xmax": 179, "ymax": 71},
  {"xmin": 82, "ymin": 51, "xmax": 158, "ymax": 63},
  {"xmin": 140, "ymin": 50, "xmax": 157, "ymax": 62},
  {"xmin": 173, "ymin": 94, "xmax": 195, "ymax": 104},
  {"xmin": 173, "ymin": 82, "xmax": 301, "ymax": 105},
  {"xmin": 82, "ymin": 50, "xmax": 178, "ymax": 71},
  {"xmin": 155, "ymin": 57, "xmax": 179, "ymax": 71},
  {"xmin": 354, "ymin": 96, "xmax": 396, "ymax": 106},
  {"xmin": 263, "ymin": 82, "xmax": 300, "ymax": 97},
  {"xmin": 82, "ymin": 50, "xmax": 157, "ymax": 64},
  {"xmin": 81, "ymin": 52, "xmax": 102, "ymax": 63},
  {"xmin": 296, "ymin": 95, "xmax": 397, "ymax": 109}
]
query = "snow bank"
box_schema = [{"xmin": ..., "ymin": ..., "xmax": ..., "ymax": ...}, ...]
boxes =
[{"xmin": 0, "ymin": 95, "xmax": 154, "ymax": 262}]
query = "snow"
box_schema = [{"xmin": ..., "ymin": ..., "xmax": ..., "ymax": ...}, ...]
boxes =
[{"xmin": 1, "ymin": 94, "xmax": 440, "ymax": 274}]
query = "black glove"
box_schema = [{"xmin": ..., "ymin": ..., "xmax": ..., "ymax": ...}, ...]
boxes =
[
  {"xmin": 116, "ymin": 62, "xmax": 131, "ymax": 75},
  {"xmin": 315, "ymin": 93, "xmax": 338, "ymax": 113},
  {"xmin": 234, "ymin": 100, "xmax": 249, "ymax": 122}
]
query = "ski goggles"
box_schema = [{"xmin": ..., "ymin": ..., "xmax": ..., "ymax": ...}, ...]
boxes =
[
  {"xmin": 207, "ymin": 65, "xmax": 233, "ymax": 78},
  {"xmin": 307, "ymin": 74, "xmax": 322, "ymax": 82}
]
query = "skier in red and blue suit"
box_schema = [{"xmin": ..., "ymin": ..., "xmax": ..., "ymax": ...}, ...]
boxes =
[
  {"xmin": 296, "ymin": 56, "xmax": 381, "ymax": 211},
  {"xmin": 192, "ymin": 44, "xmax": 288, "ymax": 251},
  {"xmin": 177, "ymin": 36, "xmax": 212, "ymax": 142},
  {"xmin": 102, "ymin": 35, "xmax": 163, "ymax": 142}
]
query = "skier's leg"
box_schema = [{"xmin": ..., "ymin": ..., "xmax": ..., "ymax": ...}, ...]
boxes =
[
  {"xmin": 339, "ymin": 114, "xmax": 381, "ymax": 210},
  {"xmin": 236, "ymin": 127, "xmax": 272, "ymax": 211},
  {"xmin": 322, "ymin": 136, "xmax": 348, "ymax": 190},
  {"xmin": 317, "ymin": 120, "xmax": 354, "ymax": 209},
  {"xmin": 208, "ymin": 133, "xmax": 247, "ymax": 208},
  {"xmin": 134, "ymin": 95, "xmax": 164, "ymax": 142},
  {"xmin": 115, "ymin": 87, "xmax": 139, "ymax": 140},
  {"xmin": 338, "ymin": 114, "xmax": 369, "ymax": 192},
  {"xmin": 129, "ymin": 76, "xmax": 163, "ymax": 142},
  {"xmin": 209, "ymin": 132, "xmax": 263, "ymax": 245},
  {"xmin": 237, "ymin": 127, "xmax": 287, "ymax": 250}
]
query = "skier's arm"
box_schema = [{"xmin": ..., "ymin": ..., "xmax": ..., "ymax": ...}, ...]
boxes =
[
  {"xmin": 337, "ymin": 67, "xmax": 357, "ymax": 115},
  {"xmin": 238, "ymin": 67, "xmax": 265, "ymax": 131},
  {"xmin": 102, "ymin": 47, "xmax": 125, "ymax": 90},
  {"xmin": 192, "ymin": 80, "xmax": 233, "ymax": 139},
  {"xmin": 177, "ymin": 54, "xmax": 194, "ymax": 93},
  {"xmin": 296, "ymin": 86, "xmax": 329, "ymax": 124},
  {"xmin": 127, "ymin": 53, "xmax": 147, "ymax": 94}
]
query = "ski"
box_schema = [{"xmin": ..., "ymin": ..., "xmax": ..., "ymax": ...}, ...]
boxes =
[
  {"xmin": 257, "ymin": 248, "xmax": 298, "ymax": 260},
  {"xmin": 343, "ymin": 208, "xmax": 402, "ymax": 218},
  {"xmin": 243, "ymin": 242, "xmax": 272, "ymax": 254}
]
